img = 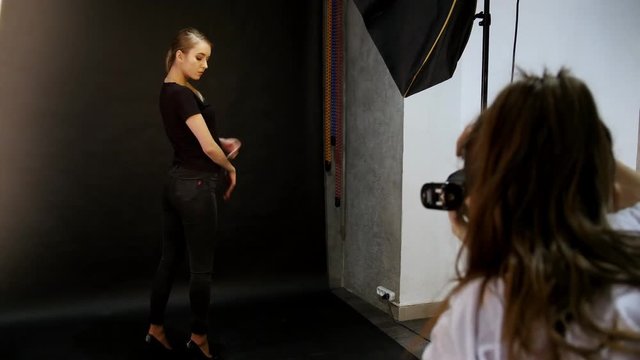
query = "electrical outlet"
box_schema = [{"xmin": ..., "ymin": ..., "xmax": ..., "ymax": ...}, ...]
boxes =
[{"xmin": 376, "ymin": 286, "xmax": 396, "ymax": 301}]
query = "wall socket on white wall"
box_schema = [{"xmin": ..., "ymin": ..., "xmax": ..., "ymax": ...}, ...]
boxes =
[{"xmin": 376, "ymin": 286, "xmax": 396, "ymax": 301}]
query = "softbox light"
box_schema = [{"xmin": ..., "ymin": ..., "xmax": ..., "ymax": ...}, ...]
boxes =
[{"xmin": 354, "ymin": 0, "xmax": 477, "ymax": 97}]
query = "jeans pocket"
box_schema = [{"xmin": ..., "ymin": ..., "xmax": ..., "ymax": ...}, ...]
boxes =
[
  {"xmin": 174, "ymin": 178, "xmax": 201, "ymax": 201},
  {"xmin": 173, "ymin": 179, "xmax": 209, "ymax": 218}
]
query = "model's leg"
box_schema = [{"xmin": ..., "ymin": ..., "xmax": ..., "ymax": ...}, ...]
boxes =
[
  {"xmin": 177, "ymin": 177, "xmax": 218, "ymax": 358},
  {"xmin": 148, "ymin": 178, "xmax": 185, "ymax": 349}
]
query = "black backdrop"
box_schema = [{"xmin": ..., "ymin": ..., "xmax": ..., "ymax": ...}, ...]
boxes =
[{"xmin": 0, "ymin": 0, "xmax": 325, "ymax": 313}]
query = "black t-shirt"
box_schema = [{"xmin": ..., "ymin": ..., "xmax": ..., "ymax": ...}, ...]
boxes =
[{"xmin": 159, "ymin": 82, "xmax": 222, "ymax": 174}]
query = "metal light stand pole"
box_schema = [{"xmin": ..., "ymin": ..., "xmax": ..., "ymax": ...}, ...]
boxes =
[{"xmin": 475, "ymin": 0, "xmax": 491, "ymax": 111}]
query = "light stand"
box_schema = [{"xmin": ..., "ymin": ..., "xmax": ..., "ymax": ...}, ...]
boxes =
[{"xmin": 475, "ymin": 0, "xmax": 491, "ymax": 110}]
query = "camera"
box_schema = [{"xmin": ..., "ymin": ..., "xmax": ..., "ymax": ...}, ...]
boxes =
[{"xmin": 421, "ymin": 169, "xmax": 465, "ymax": 210}]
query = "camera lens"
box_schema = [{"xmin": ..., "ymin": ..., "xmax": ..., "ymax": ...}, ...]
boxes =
[{"xmin": 420, "ymin": 169, "xmax": 465, "ymax": 211}]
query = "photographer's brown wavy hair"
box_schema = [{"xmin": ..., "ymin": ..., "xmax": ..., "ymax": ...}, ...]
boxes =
[{"xmin": 451, "ymin": 70, "xmax": 640, "ymax": 358}]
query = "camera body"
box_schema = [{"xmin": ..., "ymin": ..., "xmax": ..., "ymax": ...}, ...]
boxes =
[{"xmin": 421, "ymin": 169, "xmax": 465, "ymax": 211}]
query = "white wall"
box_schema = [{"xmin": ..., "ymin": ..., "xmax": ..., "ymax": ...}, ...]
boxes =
[
  {"xmin": 400, "ymin": 74, "xmax": 463, "ymax": 305},
  {"xmin": 400, "ymin": 0, "xmax": 640, "ymax": 306}
]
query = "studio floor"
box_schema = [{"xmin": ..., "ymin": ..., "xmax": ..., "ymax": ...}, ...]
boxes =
[{"xmin": 0, "ymin": 276, "xmax": 430, "ymax": 360}]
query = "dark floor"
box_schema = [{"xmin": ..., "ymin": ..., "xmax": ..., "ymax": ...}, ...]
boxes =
[
  {"xmin": 333, "ymin": 289, "xmax": 430, "ymax": 359},
  {"xmin": 0, "ymin": 278, "xmax": 420, "ymax": 360}
]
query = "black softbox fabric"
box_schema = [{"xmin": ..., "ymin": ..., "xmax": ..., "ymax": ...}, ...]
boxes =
[{"xmin": 354, "ymin": 0, "xmax": 477, "ymax": 97}]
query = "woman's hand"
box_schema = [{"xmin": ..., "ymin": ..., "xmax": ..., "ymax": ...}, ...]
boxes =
[
  {"xmin": 224, "ymin": 167, "xmax": 236, "ymax": 201},
  {"xmin": 219, "ymin": 137, "xmax": 242, "ymax": 160}
]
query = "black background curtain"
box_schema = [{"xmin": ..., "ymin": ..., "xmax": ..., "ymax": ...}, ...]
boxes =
[{"xmin": 0, "ymin": 0, "xmax": 325, "ymax": 314}]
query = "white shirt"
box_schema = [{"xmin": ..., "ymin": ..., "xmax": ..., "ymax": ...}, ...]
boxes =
[{"xmin": 423, "ymin": 203, "xmax": 640, "ymax": 360}]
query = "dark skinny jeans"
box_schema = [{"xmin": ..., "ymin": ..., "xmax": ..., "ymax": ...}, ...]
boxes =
[{"xmin": 149, "ymin": 165, "xmax": 221, "ymax": 334}]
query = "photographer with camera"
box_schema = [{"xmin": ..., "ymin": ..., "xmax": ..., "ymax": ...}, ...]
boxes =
[{"xmin": 421, "ymin": 70, "xmax": 640, "ymax": 359}]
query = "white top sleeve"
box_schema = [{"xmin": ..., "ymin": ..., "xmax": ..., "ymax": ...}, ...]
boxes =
[{"xmin": 607, "ymin": 202, "xmax": 640, "ymax": 232}]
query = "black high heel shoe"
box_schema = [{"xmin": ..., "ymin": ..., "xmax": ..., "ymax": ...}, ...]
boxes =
[
  {"xmin": 186, "ymin": 339, "xmax": 219, "ymax": 359},
  {"xmin": 145, "ymin": 333, "xmax": 175, "ymax": 358}
]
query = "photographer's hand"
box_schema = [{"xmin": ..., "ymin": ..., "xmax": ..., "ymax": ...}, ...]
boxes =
[
  {"xmin": 456, "ymin": 122, "xmax": 476, "ymax": 157},
  {"xmin": 448, "ymin": 209, "xmax": 467, "ymax": 242},
  {"xmin": 612, "ymin": 160, "xmax": 640, "ymax": 211}
]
